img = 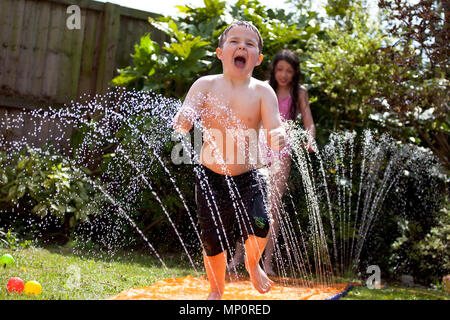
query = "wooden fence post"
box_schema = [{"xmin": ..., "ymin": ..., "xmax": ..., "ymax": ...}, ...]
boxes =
[
  {"xmin": 95, "ymin": 2, "xmax": 120, "ymax": 95},
  {"xmin": 68, "ymin": 4, "xmax": 86, "ymax": 101}
]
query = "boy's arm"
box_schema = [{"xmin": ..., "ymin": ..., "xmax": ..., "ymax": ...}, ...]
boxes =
[
  {"xmin": 260, "ymin": 83, "xmax": 286, "ymax": 151},
  {"xmin": 173, "ymin": 78, "xmax": 208, "ymax": 134}
]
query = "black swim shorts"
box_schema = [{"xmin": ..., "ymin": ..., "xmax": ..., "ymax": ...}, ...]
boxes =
[{"xmin": 194, "ymin": 165, "xmax": 271, "ymax": 257}]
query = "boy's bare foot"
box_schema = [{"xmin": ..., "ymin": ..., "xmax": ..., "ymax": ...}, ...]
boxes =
[
  {"xmin": 207, "ymin": 291, "xmax": 223, "ymax": 300},
  {"xmin": 246, "ymin": 261, "xmax": 274, "ymax": 294}
]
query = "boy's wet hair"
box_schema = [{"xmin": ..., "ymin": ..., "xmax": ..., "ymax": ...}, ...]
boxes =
[{"xmin": 218, "ymin": 21, "xmax": 263, "ymax": 53}]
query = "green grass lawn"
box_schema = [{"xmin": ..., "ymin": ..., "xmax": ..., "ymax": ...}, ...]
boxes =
[
  {"xmin": 1, "ymin": 245, "xmax": 448, "ymax": 300},
  {"xmin": 342, "ymin": 284, "xmax": 449, "ymax": 300},
  {"xmin": 0, "ymin": 245, "xmax": 201, "ymax": 300}
]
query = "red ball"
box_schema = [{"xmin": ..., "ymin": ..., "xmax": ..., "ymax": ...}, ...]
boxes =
[{"xmin": 7, "ymin": 277, "xmax": 24, "ymax": 293}]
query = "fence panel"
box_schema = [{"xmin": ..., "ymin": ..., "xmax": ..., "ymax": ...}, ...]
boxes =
[{"xmin": 0, "ymin": 0, "xmax": 165, "ymax": 151}]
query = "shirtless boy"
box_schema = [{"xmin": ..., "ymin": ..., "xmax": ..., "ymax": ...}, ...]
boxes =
[{"xmin": 173, "ymin": 21, "xmax": 286, "ymax": 300}]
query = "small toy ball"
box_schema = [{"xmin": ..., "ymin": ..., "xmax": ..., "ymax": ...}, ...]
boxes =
[
  {"xmin": 24, "ymin": 281, "xmax": 42, "ymax": 295},
  {"xmin": 7, "ymin": 277, "xmax": 24, "ymax": 293},
  {"xmin": 0, "ymin": 254, "xmax": 14, "ymax": 267}
]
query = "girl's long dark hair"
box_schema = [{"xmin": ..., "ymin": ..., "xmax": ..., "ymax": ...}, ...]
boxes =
[{"xmin": 269, "ymin": 49, "xmax": 303, "ymax": 120}]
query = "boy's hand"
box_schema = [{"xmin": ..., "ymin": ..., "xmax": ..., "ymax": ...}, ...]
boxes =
[
  {"xmin": 173, "ymin": 106, "xmax": 198, "ymax": 134},
  {"xmin": 268, "ymin": 127, "xmax": 287, "ymax": 151}
]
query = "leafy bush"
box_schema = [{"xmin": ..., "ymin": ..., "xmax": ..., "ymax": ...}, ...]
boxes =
[
  {"xmin": 66, "ymin": 90, "xmax": 200, "ymax": 252},
  {"xmin": 306, "ymin": 10, "xmax": 391, "ymax": 132},
  {"xmin": 111, "ymin": 27, "xmax": 210, "ymax": 97},
  {"xmin": 367, "ymin": 155, "xmax": 447, "ymax": 285},
  {"xmin": 0, "ymin": 145, "xmax": 106, "ymax": 229},
  {"xmin": 112, "ymin": 0, "xmax": 323, "ymax": 98},
  {"xmin": 418, "ymin": 203, "xmax": 450, "ymax": 277},
  {"xmin": 0, "ymin": 228, "xmax": 32, "ymax": 249},
  {"xmin": 372, "ymin": 0, "xmax": 449, "ymax": 169}
]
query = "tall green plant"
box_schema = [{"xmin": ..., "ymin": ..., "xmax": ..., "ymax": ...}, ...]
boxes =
[
  {"xmin": 111, "ymin": 27, "xmax": 210, "ymax": 98},
  {"xmin": 112, "ymin": 0, "xmax": 324, "ymax": 98},
  {"xmin": 373, "ymin": 0, "xmax": 449, "ymax": 169},
  {"xmin": 306, "ymin": 10, "xmax": 391, "ymax": 132}
]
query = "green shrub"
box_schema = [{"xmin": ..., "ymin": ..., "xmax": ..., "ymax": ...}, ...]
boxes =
[
  {"xmin": 418, "ymin": 203, "xmax": 450, "ymax": 277},
  {"xmin": 306, "ymin": 9, "xmax": 392, "ymax": 136},
  {"xmin": 66, "ymin": 91, "xmax": 199, "ymax": 252},
  {"xmin": 0, "ymin": 145, "xmax": 106, "ymax": 228},
  {"xmin": 372, "ymin": 159, "xmax": 447, "ymax": 285},
  {"xmin": 0, "ymin": 228, "xmax": 32, "ymax": 249},
  {"xmin": 112, "ymin": 0, "xmax": 323, "ymax": 98}
]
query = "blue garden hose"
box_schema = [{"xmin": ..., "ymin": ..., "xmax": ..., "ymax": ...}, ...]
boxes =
[{"xmin": 325, "ymin": 284, "xmax": 355, "ymax": 300}]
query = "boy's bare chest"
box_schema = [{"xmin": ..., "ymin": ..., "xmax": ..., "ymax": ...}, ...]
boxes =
[{"xmin": 203, "ymin": 92, "xmax": 260, "ymax": 128}]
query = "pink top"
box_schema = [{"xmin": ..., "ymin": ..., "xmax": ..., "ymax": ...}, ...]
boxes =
[
  {"xmin": 278, "ymin": 95, "xmax": 293, "ymax": 121},
  {"xmin": 259, "ymin": 95, "xmax": 293, "ymax": 165}
]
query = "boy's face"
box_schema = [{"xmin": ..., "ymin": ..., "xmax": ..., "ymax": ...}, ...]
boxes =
[{"xmin": 216, "ymin": 26, "xmax": 263, "ymax": 78}]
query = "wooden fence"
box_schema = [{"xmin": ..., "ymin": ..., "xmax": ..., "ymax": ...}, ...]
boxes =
[{"xmin": 0, "ymin": 0, "xmax": 166, "ymax": 150}]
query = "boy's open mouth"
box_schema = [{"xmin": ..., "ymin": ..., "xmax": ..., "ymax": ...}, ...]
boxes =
[{"xmin": 234, "ymin": 56, "xmax": 246, "ymax": 69}]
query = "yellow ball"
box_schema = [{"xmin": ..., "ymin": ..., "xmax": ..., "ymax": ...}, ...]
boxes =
[{"xmin": 24, "ymin": 281, "xmax": 42, "ymax": 295}]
